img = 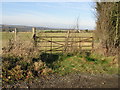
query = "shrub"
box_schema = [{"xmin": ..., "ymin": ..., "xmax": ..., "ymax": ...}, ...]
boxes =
[{"xmin": 2, "ymin": 39, "xmax": 53, "ymax": 85}]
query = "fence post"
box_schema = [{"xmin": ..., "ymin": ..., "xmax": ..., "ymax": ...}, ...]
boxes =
[
  {"xmin": 32, "ymin": 27, "xmax": 37, "ymax": 47},
  {"xmin": 92, "ymin": 37, "xmax": 94, "ymax": 49},
  {"xmin": 14, "ymin": 28, "xmax": 17, "ymax": 41},
  {"xmin": 32, "ymin": 27, "xmax": 36, "ymax": 38}
]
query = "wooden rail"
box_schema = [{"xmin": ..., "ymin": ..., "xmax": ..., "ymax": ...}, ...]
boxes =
[
  {"xmin": 33, "ymin": 30, "xmax": 94, "ymax": 53},
  {"xmin": 38, "ymin": 45, "xmax": 92, "ymax": 47},
  {"xmin": 42, "ymin": 32, "xmax": 93, "ymax": 33},
  {"xmin": 39, "ymin": 36, "xmax": 93, "ymax": 38},
  {"xmin": 37, "ymin": 41, "xmax": 92, "ymax": 42}
]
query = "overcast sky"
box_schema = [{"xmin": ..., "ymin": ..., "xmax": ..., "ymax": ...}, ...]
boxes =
[{"xmin": 1, "ymin": 2, "xmax": 96, "ymax": 29}]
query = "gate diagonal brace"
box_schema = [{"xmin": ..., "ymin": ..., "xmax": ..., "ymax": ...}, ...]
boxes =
[
  {"xmin": 39, "ymin": 38, "xmax": 65, "ymax": 46},
  {"xmin": 45, "ymin": 46, "xmax": 64, "ymax": 52}
]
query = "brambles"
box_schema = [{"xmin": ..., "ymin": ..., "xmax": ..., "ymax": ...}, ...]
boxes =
[{"xmin": 2, "ymin": 39, "xmax": 52, "ymax": 84}]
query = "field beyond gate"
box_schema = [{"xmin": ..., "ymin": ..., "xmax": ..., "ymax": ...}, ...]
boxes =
[{"xmin": 34, "ymin": 31, "xmax": 94, "ymax": 53}]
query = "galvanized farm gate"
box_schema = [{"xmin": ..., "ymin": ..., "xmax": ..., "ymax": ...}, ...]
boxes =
[{"xmin": 32, "ymin": 28, "xmax": 94, "ymax": 53}]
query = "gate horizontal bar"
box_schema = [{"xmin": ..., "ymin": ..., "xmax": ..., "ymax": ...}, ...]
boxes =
[
  {"xmin": 37, "ymin": 45, "xmax": 92, "ymax": 47},
  {"xmin": 39, "ymin": 36, "xmax": 93, "ymax": 38},
  {"xmin": 37, "ymin": 41, "xmax": 92, "ymax": 42},
  {"xmin": 39, "ymin": 49, "xmax": 92, "ymax": 52}
]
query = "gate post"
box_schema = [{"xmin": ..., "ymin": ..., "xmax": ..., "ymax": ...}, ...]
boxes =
[
  {"xmin": 32, "ymin": 27, "xmax": 37, "ymax": 47},
  {"xmin": 92, "ymin": 37, "xmax": 94, "ymax": 49}
]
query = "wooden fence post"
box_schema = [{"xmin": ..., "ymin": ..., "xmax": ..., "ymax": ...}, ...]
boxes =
[
  {"xmin": 32, "ymin": 27, "xmax": 36, "ymax": 38},
  {"xmin": 32, "ymin": 27, "xmax": 37, "ymax": 47},
  {"xmin": 92, "ymin": 37, "xmax": 94, "ymax": 49},
  {"xmin": 14, "ymin": 28, "xmax": 17, "ymax": 41}
]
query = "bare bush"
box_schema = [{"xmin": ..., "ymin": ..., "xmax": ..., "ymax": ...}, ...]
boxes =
[
  {"xmin": 95, "ymin": 2, "xmax": 119, "ymax": 56},
  {"xmin": 2, "ymin": 38, "xmax": 52, "ymax": 84},
  {"xmin": 3, "ymin": 39, "xmax": 39, "ymax": 58}
]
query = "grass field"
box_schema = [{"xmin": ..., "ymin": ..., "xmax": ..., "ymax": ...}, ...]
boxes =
[
  {"xmin": 1, "ymin": 32, "xmax": 32, "ymax": 43},
  {"xmin": 0, "ymin": 32, "xmax": 32, "ymax": 54}
]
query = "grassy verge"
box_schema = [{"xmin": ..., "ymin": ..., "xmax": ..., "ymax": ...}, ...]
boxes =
[
  {"xmin": 46, "ymin": 52, "xmax": 119, "ymax": 76},
  {"xmin": 2, "ymin": 49, "xmax": 119, "ymax": 86}
]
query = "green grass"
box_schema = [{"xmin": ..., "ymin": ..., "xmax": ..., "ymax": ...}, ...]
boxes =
[
  {"xmin": 1, "ymin": 32, "xmax": 32, "ymax": 47},
  {"xmin": 48, "ymin": 53, "xmax": 118, "ymax": 76}
]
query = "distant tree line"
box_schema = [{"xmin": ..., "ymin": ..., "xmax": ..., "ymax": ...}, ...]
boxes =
[{"xmin": 44, "ymin": 30, "xmax": 94, "ymax": 33}]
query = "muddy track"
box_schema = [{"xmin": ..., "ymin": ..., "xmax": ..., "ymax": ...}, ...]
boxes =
[{"xmin": 3, "ymin": 73, "xmax": 119, "ymax": 88}]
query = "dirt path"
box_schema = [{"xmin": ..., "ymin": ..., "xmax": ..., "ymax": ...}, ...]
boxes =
[{"xmin": 3, "ymin": 73, "xmax": 119, "ymax": 88}]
